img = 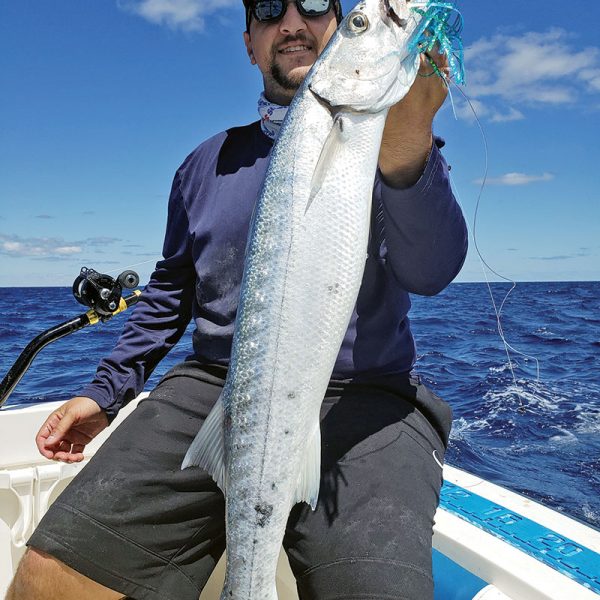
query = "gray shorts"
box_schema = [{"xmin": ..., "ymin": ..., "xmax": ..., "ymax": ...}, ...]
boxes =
[{"xmin": 28, "ymin": 361, "xmax": 452, "ymax": 600}]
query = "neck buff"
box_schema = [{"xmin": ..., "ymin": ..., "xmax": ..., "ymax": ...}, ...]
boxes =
[{"xmin": 258, "ymin": 92, "xmax": 289, "ymax": 141}]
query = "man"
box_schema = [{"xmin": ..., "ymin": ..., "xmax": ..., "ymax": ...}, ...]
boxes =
[{"xmin": 7, "ymin": 0, "xmax": 467, "ymax": 598}]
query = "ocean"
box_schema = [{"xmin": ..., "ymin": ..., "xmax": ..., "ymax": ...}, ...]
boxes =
[{"xmin": 1, "ymin": 282, "xmax": 598, "ymax": 529}]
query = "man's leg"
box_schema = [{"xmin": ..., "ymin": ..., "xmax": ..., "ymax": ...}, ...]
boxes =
[
  {"xmin": 284, "ymin": 376, "xmax": 451, "ymax": 600},
  {"xmin": 8, "ymin": 362, "xmax": 227, "ymax": 600},
  {"xmin": 6, "ymin": 548, "xmax": 124, "ymax": 600}
]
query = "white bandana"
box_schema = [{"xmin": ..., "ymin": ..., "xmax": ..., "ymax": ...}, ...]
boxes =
[{"xmin": 258, "ymin": 93, "xmax": 289, "ymax": 141}]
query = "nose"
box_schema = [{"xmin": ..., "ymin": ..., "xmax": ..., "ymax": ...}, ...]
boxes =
[{"xmin": 279, "ymin": 0, "xmax": 307, "ymax": 35}]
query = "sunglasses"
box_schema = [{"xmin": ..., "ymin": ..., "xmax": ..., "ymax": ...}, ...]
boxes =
[{"xmin": 248, "ymin": 0, "xmax": 335, "ymax": 27}]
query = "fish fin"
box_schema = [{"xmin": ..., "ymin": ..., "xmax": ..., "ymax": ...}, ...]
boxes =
[
  {"xmin": 293, "ymin": 423, "xmax": 321, "ymax": 510},
  {"xmin": 306, "ymin": 115, "xmax": 347, "ymax": 214},
  {"xmin": 181, "ymin": 394, "xmax": 227, "ymax": 494}
]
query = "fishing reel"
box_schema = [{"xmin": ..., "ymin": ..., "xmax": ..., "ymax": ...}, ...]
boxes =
[
  {"xmin": 1, "ymin": 267, "xmax": 143, "ymax": 407},
  {"xmin": 72, "ymin": 267, "xmax": 140, "ymax": 319}
]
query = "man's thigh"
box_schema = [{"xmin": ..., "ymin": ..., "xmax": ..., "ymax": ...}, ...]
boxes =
[
  {"xmin": 27, "ymin": 362, "xmax": 227, "ymax": 600},
  {"xmin": 284, "ymin": 377, "xmax": 448, "ymax": 600}
]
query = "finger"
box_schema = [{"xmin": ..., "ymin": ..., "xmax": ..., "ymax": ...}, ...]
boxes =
[
  {"xmin": 421, "ymin": 52, "xmax": 448, "ymax": 79},
  {"xmin": 36, "ymin": 410, "xmax": 78, "ymax": 460},
  {"xmin": 53, "ymin": 442, "xmax": 75, "ymax": 463},
  {"xmin": 49, "ymin": 441, "xmax": 72, "ymax": 462},
  {"xmin": 62, "ymin": 443, "xmax": 86, "ymax": 462},
  {"xmin": 54, "ymin": 449, "xmax": 85, "ymax": 463},
  {"xmin": 52, "ymin": 439, "xmax": 89, "ymax": 463},
  {"xmin": 36, "ymin": 412, "xmax": 64, "ymax": 458},
  {"xmin": 57, "ymin": 440, "xmax": 72, "ymax": 454},
  {"xmin": 36, "ymin": 412, "xmax": 61, "ymax": 441},
  {"xmin": 431, "ymin": 51, "xmax": 451, "ymax": 80},
  {"xmin": 45, "ymin": 411, "xmax": 76, "ymax": 448}
]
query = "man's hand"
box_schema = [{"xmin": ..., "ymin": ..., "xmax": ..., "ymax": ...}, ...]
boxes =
[
  {"xmin": 36, "ymin": 396, "xmax": 109, "ymax": 463},
  {"xmin": 378, "ymin": 50, "xmax": 450, "ymax": 189}
]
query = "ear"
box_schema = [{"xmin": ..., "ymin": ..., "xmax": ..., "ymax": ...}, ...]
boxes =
[{"xmin": 243, "ymin": 31, "xmax": 256, "ymax": 65}]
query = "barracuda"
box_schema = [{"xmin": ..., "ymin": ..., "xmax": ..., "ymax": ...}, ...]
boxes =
[{"xmin": 182, "ymin": 0, "xmax": 426, "ymax": 597}]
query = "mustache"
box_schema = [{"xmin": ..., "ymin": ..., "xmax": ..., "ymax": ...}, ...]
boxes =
[{"xmin": 275, "ymin": 33, "xmax": 313, "ymax": 52}]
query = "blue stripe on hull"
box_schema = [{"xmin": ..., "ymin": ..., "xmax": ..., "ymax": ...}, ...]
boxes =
[{"xmin": 439, "ymin": 481, "xmax": 600, "ymax": 594}]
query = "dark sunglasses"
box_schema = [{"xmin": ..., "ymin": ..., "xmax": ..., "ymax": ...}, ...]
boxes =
[{"xmin": 247, "ymin": 0, "xmax": 335, "ymax": 27}]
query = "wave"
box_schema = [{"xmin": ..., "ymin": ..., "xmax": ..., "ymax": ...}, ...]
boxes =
[{"xmin": 2, "ymin": 282, "xmax": 599, "ymax": 528}]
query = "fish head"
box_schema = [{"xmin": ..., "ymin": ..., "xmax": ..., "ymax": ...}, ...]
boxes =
[{"xmin": 308, "ymin": 0, "xmax": 423, "ymax": 113}]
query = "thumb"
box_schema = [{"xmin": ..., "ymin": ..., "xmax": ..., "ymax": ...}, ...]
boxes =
[
  {"xmin": 36, "ymin": 409, "xmax": 69, "ymax": 459},
  {"xmin": 43, "ymin": 408, "xmax": 77, "ymax": 447}
]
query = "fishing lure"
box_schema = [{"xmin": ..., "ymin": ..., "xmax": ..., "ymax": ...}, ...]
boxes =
[{"xmin": 409, "ymin": 0, "xmax": 466, "ymax": 85}]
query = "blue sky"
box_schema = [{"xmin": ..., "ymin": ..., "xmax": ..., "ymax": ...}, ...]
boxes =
[{"xmin": 1, "ymin": 0, "xmax": 599, "ymax": 286}]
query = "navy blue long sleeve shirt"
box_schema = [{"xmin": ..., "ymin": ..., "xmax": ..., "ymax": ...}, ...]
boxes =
[{"xmin": 80, "ymin": 121, "xmax": 467, "ymax": 420}]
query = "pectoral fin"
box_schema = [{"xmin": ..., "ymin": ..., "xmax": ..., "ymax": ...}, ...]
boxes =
[
  {"xmin": 293, "ymin": 422, "xmax": 321, "ymax": 510},
  {"xmin": 181, "ymin": 394, "xmax": 227, "ymax": 495},
  {"xmin": 306, "ymin": 115, "xmax": 348, "ymax": 214}
]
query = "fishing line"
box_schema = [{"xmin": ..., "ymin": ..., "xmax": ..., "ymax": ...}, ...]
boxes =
[
  {"xmin": 442, "ymin": 77, "xmax": 542, "ymax": 405},
  {"xmin": 103, "ymin": 257, "xmax": 161, "ymax": 277},
  {"xmin": 415, "ymin": 1, "xmax": 543, "ymax": 402},
  {"xmin": 51, "ymin": 256, "xmax": 162, "ymax": 286}
]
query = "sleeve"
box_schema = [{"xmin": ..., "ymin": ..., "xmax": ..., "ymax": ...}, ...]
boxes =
[
  {"xmin": 78, "ymin": 169, "xmax": 196, "ymax": 421},
  {"xmin": 376, "ymin": 137, "xmax": 468, "ymax": 296}
]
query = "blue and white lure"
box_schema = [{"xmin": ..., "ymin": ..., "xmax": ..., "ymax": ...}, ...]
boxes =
[{"xmin": 409, "ymin": 0, "xmax": 466, "ymax": 85}]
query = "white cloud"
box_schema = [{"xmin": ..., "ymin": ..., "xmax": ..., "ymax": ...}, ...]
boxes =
[
  {"xmin": 454, "ymin": 96, "xmax": 488, "ymax": 121},
  {"xmin": 453, "ymin": 97, "xmax": 525, "ymax": 124},
  {"xmin": 528, "ymin": 255, "xmax": 575, "ymax": 261},
  {"xmin": 474, "ymin": 172, "xmax": 554, "ymax": 186},
  {"xmin": 0, "ymin": 234, "xmax": 131, "ymax": 259},
  {"xmin": 87, "ymin": 236, "xmax": 122, "ymax": 246},
  {"xmin": 489, "ymin": 107, "xmax": 525, "ymax": 123},
  {"xmin": 0, "ymin": 234, "xmax": 83, "ymax": 258},
  {"xmin": 461, "ymin": 28, "xmax": 600, "ymax": 121},
  {"xmin": 55, "ymin": 246, "xmax": 82, "ymax": 255},
  {"xmin": 118, "ymin": 0, "xmax": 238, "ymax": 31},
  {"xmin": 580, "ymin": 68, "xmax": 600, "ymax": 92}
]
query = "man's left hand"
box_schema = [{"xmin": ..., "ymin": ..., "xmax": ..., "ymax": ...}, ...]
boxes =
[{"xmin": 378, "ymin": 51, "xmax": 449, "ymax": 189}]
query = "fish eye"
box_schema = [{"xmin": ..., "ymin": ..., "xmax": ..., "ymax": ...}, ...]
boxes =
[{"xmin": 347, "ymin": 11, "xmax": 369, "ymax": 33}]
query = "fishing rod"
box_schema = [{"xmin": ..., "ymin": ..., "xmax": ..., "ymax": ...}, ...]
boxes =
[{"xmin": 0, "ymin": 267, "xmax": 142, "ymax": 408}]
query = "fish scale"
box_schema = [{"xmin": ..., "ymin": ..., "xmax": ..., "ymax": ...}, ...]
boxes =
[{"xmin": 183, "ymin": 0, "xmax": 426, "ymax": 597}]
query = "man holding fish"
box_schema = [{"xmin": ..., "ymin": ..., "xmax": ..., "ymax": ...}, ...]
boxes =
[{"xmin": 7, "ymin": 1, "xmax": 467, "ymax": 599}]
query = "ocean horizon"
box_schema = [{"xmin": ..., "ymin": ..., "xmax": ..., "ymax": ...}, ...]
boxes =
[{"xmin": 1, "ymin": 281, "xmax": 599, "ymax": 529}]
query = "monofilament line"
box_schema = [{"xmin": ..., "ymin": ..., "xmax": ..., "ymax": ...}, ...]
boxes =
[
  {"xmin": 445, "ymin": 80, "xmax": 541, "ymax": 406},
  {"xmin": 104, "ymin": 257, "xmax": 162, "ymax": 276}
]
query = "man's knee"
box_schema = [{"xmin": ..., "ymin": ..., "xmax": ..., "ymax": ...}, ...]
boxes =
[
  {"xmin": 8, "ymin": 548, "xmax": 71, "ymax": 600},
  {"xmin": 7, "ymin": 547, "xmax": 123, "ymax": 600}
]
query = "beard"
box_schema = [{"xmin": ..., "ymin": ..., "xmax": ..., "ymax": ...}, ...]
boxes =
[
  {"xmin": 270, "ymin": 61, "xmax": 306, "ymax": 90},
  {"xmin": 269, "ymin": 34, "xmax": 313, "ymax": 91}
]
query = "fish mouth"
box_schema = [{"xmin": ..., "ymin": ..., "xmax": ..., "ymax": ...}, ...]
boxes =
[
  {"xmin": 381, "ymin": 0, "xmax": 408, "ymax": 29},
  {"xmin": 308, "ymin": 61, "xmax": 401, "ymax": 114}
]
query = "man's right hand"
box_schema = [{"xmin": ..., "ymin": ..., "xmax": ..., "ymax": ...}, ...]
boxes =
[{"xmin": 35, "ymin": 396, "xmax": 109, "ymax": 463}]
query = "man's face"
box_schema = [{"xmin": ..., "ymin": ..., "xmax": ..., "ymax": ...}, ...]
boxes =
[{"xmin": 243, "ymin": 0, "xmax": 338, "ymax": 105}]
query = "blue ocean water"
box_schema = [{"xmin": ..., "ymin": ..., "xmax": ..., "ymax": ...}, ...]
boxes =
[{"xmin": 1, "ymin": 282, "xmax": 598, "ymax": 529}]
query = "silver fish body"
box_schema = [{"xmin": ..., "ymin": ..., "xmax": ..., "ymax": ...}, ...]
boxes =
[{"xmin": 183, "ymin": 1, "xmax": 425, "ymax": 597}]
